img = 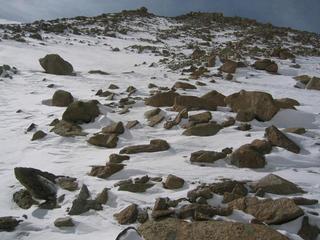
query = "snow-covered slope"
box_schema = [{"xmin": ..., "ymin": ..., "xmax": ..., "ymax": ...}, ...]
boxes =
[{"xmin": 0, "ymin": 9, "xmax": 319, "ymax": 240}]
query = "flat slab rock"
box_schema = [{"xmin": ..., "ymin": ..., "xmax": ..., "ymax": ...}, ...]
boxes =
[
  {"xmin": 138, "ymin": 218, "xmax": 289, "ymax": 240},
  {"xmin": 120, "ymin": 139, "xmax": 170, "ymax": 154},
  {"xmin": 229, "ymin": 197, "xmax": 304, "ymax": 225}
]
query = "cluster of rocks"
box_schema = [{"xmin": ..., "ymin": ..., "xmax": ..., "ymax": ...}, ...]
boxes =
[
  {"xmin": 294, "ymin": 75, "xmax": 320, "ymax": 91},
  {"xmin": 0, "ymin": 64, "xmax": 18, "ymax": 79}
]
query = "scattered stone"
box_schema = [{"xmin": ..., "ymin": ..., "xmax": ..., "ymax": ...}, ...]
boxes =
[
  {"xmin": 31, "ymin": 130, "xmax": 47, "ymax": 141},
  {"xmin": 89, "ymin": 164, "xmax": 124, "ymax": 179},
  {"xmin": 138, "ymin": 218, "xmax": 289, "ymax": 240},
  {"xmin": 145, "ymin": 91, "xmax": 179, "ymax": 107},
  {"xmin": 54, "ymin": 217, "xmax": 74, "ymax": 227},
  {"xmin": 265, "ymin": 126, "xmax": 300, "ymax": 153},
  {"xmin": 190, "ymin": 150, "xmax": 226, "ymax": 164},
  {"xmin": 109, "ymin": 84, "xmax": 119, "ymax": 89},
  {"xmin": 118, "ymin": 183, "xmax": 154, "ymax": 193},
  {"xmin": 250, "ymin": 139, "xmax": 272, "ymax": 154},
  {"xmin": 88, "ymin": 133, "xmax": 118, "ymax": 148},
  {"xmin": 219, "ymin": 60, "xmax": 238, "ymax": 74},
  {"xmin": 126, "ymin": 120, "xmax": 140, "ymax": 129},
  {"xmin": 0, "ymin": 217, "xmax": 21, "ymax": 232},
  {"xmin": 183, "ymin": 122, "xmax": 222, "ymax": 136},
  {"xmin": 189, "ymin": 111, "xmax": 212, "ymax": 124},
  {"xmin": 51, "ymin": 120, "xmax": 86, "ymax": 137},
  {"xmin": 237, "ymin": 123, "xmax": 251, "ymax": 131},
  {"xmin": 14, "ymin": 167, "xmax": 57, "ymax": 200},
  {"xmin": 284, "ymin": 128, "xmax": 306, "ymax": 135},
  {"xmin": 164, "ymin": 108, "xmax": 188, "ymax": 129},
  {"xmin": 225, "ymin": 90, "xmax": 279, "ymax": 121},
  {"xmin": 253, "ymin": 59, "xmax": 278, "ymax": 73},
  {"xmin": 26, "ymin": 123, "xmax": 37, "ymax": 132},
  {"xmin": 249, "ymin": 174, "xmax": 305, "ymax": 195},
  {"xmin": 271, "ymin": 48, "xmax": 295, "ymax": 60},
  {"xmin": 163, "ymin": 175, "xmax": 185, "ymax": 189},
  {"xmin": 173, "ymin": 95, "xmax": 217, "ymax": 111},
  {"xmin": 102, "ymin": 122, "xmax": 125, "ymax": 135},
  {"xmin": 298, "ymin": 216, "xmax": 320, "ymax": 240},
  {"xmin": 231, "ymin": 144, "xmax": 266, "ymax": 168},
  {"xmin": 294, "ymin": 75, "xmax": 312, "ymax": 85},
  {"xmin": 62, "ymin": 100, "xmax": 100, "ymax": 124},
  {"xmin": 306, "ymin": 76, "xmax": 320, "ymax": 90},
  {"xmin": 229, "ymin": 197, "xmax": 303, "ymax": 224},
  {"xmin": 56, "ymin": 177, "xmax": 78, "ymax": 191},
  {"xmin": 88, "ymin": 70, "xmax": 109, "ymax": 75},
  {"xmin": 13, "ymin": 189, "xmax": 37, "ymax": 209},
  {"xmin": 52, "ymin": 90, "xmax": 74, "ymax": 107},
  {"xmin": 120, "ymin": 139, "xmax": 170, "ymax": 154},
  {"xmin": 109, "ymin": 154, "xmax": 130, "ymax": 163},
  {"xmin": 173, "ymin": 81, "xmax": 197, "ymax": 90},
  {"xmin": 39, "ymin": 54, "xmax": 73, "ymax": 75},
  {"xmin": 114, "ymin": 204, "xmax": 139, "ymax": 225},
  {"xmin": 95, "ymin": 188, "xmax": 109, "ymax": 204}
]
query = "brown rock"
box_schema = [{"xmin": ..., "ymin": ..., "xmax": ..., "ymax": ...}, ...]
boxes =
[
  {"xmin": 190, "ymin": 150, "xmax": 226, "ymax": 163},
  {"xmin": 306, "ymin": 76, "xmax": 320, "ymax": 90},
  {"xmin": 183, "ymin": 122, "xmax": 222, "ymax": 136},
  {"xmin": 87, "ymin": 134, "xmax": 118, "ymax": 148},
  {"xmin": 265, "ymin": 126, "xmax": 300, "ymax": 153},
  {"xmin": 201, "ymin": 90, "xmax": 226, "ymax": 107},
  {"xmin": 109, "ymin": 154, "xmax": 130, "ymax": 163},
  {"xmin": 298, "ymin": 216, "xmax": 320, "ymax": 240},
  {"xmin": 253, "ymin": 59, "xmax": 278, "ymax": 73},
  {"xmin": 220, "ymin": 60, "xmax": 238, "ymax": 74},
  {"xmin": 231, "ymin": 144, "xmax": 266, "ymax": 168},
  {"xmin": 275, "ymin": 98, "xmax": 300, "ymax": 109},
  {"xmin": 145, "ymin": 91, "xmax": 179, "ymax": 107},
  {"xmin": 189, "ymin": 111, "xmax": 212, "ymax": 124},
  {"xmin": 89, "ymin": 164, "xmax": 124, "ymax": 179},
  {"xmin": 114, "ymin": 204, "xmax": 138, "ymax": 225},
  {"xmin": 173, "ymin": 81, "xmax": 197, "ymax": 90},
  {"xmin": 52, "ymin": 90, "xmax": 74, "ymax": 107},
  {"xmin": 138, "ymin": 218, "xmax": 289, "ymax": 240},
  {"xmin": 163, "ymin": 174, "xmax": 185, "ymax": 189},
  {"xmin": 229, "ymin": 197, "xmax": 303, "ymax": 224},
  {"xmin": 102, "ymin": 122, "xmax": 124, "ymax": 135},
  {"xmin": 173, "ymin": 95, "xmax": 217, "ymax": 111},
  {"xmin": 120, "ymin": 139, "xmax": 170, "ymax": 154}
]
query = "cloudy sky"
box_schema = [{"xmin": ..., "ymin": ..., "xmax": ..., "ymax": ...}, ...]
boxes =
[{"xmin": 0, "ymin": 0, "xmax": 319, "ymax": 33}]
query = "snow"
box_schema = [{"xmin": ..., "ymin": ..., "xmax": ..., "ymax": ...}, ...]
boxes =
[{"xmin": 0, "ymin": 17, "xmax": 320, "ymax": 240}]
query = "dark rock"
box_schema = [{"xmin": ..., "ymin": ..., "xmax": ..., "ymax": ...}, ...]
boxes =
[
  {"xmin": 118, "ymin": 183, "xmax": 154, "ymax": 193},
  {"xmin": 183, "ymin": 122, "xmax": 222, "ymax": 136},
  {"xmin": 249, "ymin": 174, "xmax": 305, "ymax": 195},
  {"xmin": 298, "ymin": 216, "xmax": 320, "ymax": 240},
  {"xmin": 95, "ymin": 188, "xmax": 109, "ymax": 205},
  {"xmin": 31, "ymin": 130, "xmax": 47, "ymax": 141},
  {"xmin": 231, "ymin": 144, "xmax": 266, "ymax": 168},
  {"xmin": 253, "ymin": 59, "xmax": 278, "ymax": 73},
  {"xmin": 145, "ymin": 91, "xmax": 179, "ymax": 107},
  {"xmin": 52, "ymin": 90, "xmax": 74, "ymax": 107},
  {"xmin": 102, "ymin": 122, "xmax": 124, "ymax": 135},
  {"xmin": 173, "ymin": 95, "xmax": 217, "ymax": 111},
  {"xmin": 13, "ymin": 189, "xmax": 37, "ymax": 209},
  {"xmin": 201, "ymin": 90, "xmax": 226, "ymax": 107},
  {"xmin": 163, "ymin": 174, "xmax": 185, "ymax": 189},
  {"xmin": 0, "ymin": 217, "xmax": 21, "ymax": 232},
  {"xmin": 293, "ymin": 197, "xmax": 318, "ymax": 206},
  {"xmin": 62, "ymin": 100, "xmax": 100, "ymax": 124},
  {"xmin": 87, "ymin": 134, "xmax": 118, "ymax": 148},
  {"xmin": 229, "ymin": 197, "xmax": 303, "ymax": 225},
  {"xmin": 39, "ymin": 54, "xmax": 73, "ymax": 75},
  {"xmin": 173, "ymin": 81, "xmax": 197, "ymax": 90},
  {"xmin": 265, "ymin": 126, "xmax": 300, "ymax": 153},
  {"xmin": 306, "ymin": 77, "xmax": 320, "ymax": 90},
  {"xmin": 89, "ymin": 164, "xmax": 124, "ymax": 179},
  {"xmin": 219, "ymin": 60, "xmax": 238, "ymax": 74},
  {"xmin": 190, "ymin": 150, "xmax": 226, "ymax": 163},
  {"xmin": 56, "ymin": 177, "xmax": 78, "ymax": 191},
  {"xmin": 236, "ymin": 111, "xmax": 255, "ymax": 122},
  {"xmin": 120, "ymin": 139, "xmax": 170, "ymax": 154},
  {"xmin": 189, "ymin": 111, "xmax": 212, "ymax": 124},
  {"xmin": 14, "ymin": 167, "xmax": 57, "ymax": 200},
  {"xmin": 109, "ymin": 154, "xmax": 130, "ymax": 163},
  {"xmin": 126, "ymin": 120, "xmax": 140, "ymax": 129},
  {"xmin": 114, "ymin": 204, "xmax": 139, "ymax": 225},
  {"xmin": 54, "ymin": 217, "xmax": 74, "ymax": 227},
  {"xmin": 51, "ymin": 120, "xmax": 86, "ymax": 137}
]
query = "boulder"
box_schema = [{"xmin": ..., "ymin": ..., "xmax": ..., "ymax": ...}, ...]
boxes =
[
  {"xmin": 89, "ymin": 164, "xmax": 124, "ymax": 179},
  {"xmin": 138, "ymin": 218, "xmax": 289, "ymax": 240},
  {"xmin": 118, "ymin": 183, "xmax": 154, "ymax": 193},
  {"xmin": 62, "ymin": 100, "xmax": 100, "ymax": 124},
  {"xmin": 102, "ymin": 122, "xmax": 125, "ymax": 135},
  {"xmin": 14, "ymin": 167, "xmax": 57, "ymax": 200},
  {"xmin": 87, "ymin": 134, "xmax": 118, "ymax": 148},
  {"xmin": 250, "ymin": 139, "xmax": 272, "ymax": 154},
  {"xmin": 201, "ymin": 90, "xmax": 226, "ymax": 107},
  {"xmin": 230, "ymin": 144, "xmax": 266, "ymax": 168},
  {"xmin": 173, "ymin": 81, "xmax": 197, "ymax": 90},
  {"xmin": 219, "ymin": 60, "xmax": 238, "ymax": 74},
  {"xmin": 225, "ymin": 90, "xmax": 279, "ymax": 121},
  {"xmin": 145, "ymin": 91, "xmax": 179, "ymax": 107},
  {"xmin": 294, "ymin": 75, "xmax": 312, "ymax": 85},
  {"xmin": 52, "ymin": 90, "xmax": 74, "ymax": 107},
  {"xmin": 253, "ymin": 59, "xmax": 278, "ymax": 73},
  {"xmin": 54, "ymin": 217, "xmax": 74, "ymax": 228},
  {"xmin": 183, "ymin": 122, "xmax": 221, "ymax": 136},
  {"xmin": 190, "ymin": 150, "xmax": 226, "ymax": 163},
  {"xmin": 39, "ymin": 54, "xmax": 73, "ymax": 75},
  {"xmin": 120, "ymin": 139, "xmax": 170, "ymax": 154},
  {"xmin": 163, "ymin": 175, "xmax": 185, "ymax": 189},
  {"xmin": 229, "ymin": 197, "xmax": 303, "ymax": 224},
  {"xmin": 173, "ymin": 95, "xmax": 217, "ymax": 111},
  {"xmin": 31, "ymin": 130, "xmax": 47, "ymax": 141},
  {"xmin": 189, "ymin": 112, "xmax": 212, "ymax": 124},
  {"xmin": 13, "ymin": 189, "xmax": 37, "ymax": 209},
  {"xmin": 265, "ymin": 126, "xmax": 300, "ymax": 153},
  {"xmin": 51, "ymin": 120, "xmax": 86, "ymax": 137},
  {"xmin": 0, "ymin": 217, "xmax": 21, "ymax": 232},
  {"xmin": 298, "ymin": 216, "xmax": 320, "ymax": 240},
  {"xmin": 109, "ymin": 154, "xmax": 130, "ymax": 163},
  {"xmin": 306, "ymin": 76, "xmax": 320, "ymax": 90},
  {"xmin": 114, "ymin": 204, "xmax": 139, "ymax": 225},
  {"xmin": 236, "ymin": 111, "xmax": 255, "ymax": 122},
  {"xmin": 249, "ymin": 174, "xmax": 305, "ymax": 195}
]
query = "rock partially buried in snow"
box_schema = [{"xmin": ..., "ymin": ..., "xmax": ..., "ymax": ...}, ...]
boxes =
[
  {"xmin": 52, "ymin": 90, "xmax": 74, "ymax": 107},
  {"xmin": 298, "ymin": 216, "xmax": 320, "ymax": 240},
  {"xmin": 0, "ymin": 216, "xmax": 21, "ymax": 232},
  {"xmin": 87, "ymin": 134, "xmax": 118, "ymax": 148},
  {"xmin": 173, "ymin": 95, "xmax": 217, "ymax": 111},
  {"xmin": 31, "ymin": 130, "xmax": 47, "ymax": 141},
  {"xmin": 306, "ymin": 76, "xmax": 320, "ymax": 90},
  {"xmin": 253, "ymin": 59, "xmax": 278, "ymax": 73},
  {"xmin": 229, "ymin": 197, "xmax": 303, "ymax": 225},
  {"xmin": 225, "ymin": 90, "xmax": 279, "ymax": 121},
  {"xmin": 183, "ymin": 122, "xmax": 222, "ymax": 136},
  {"xmin": 172, "ymin": 81, "xmax": 197, "ymax": 90},
  {"xmin": 114, "ymin": 204, "xmax": 139, "ymax": 225},
  {"xmin": 265, "ymin": 125, "xmax": 300, "ymax": 153},
  {"xmin": 14, "ymin": 167, "xmax": 57, "ymax": 200},
  {"xmin": 190, "ymin": 150, "xmax": 226, "ymax": 164},
  {"xmin": 89, "ymin": 163, "xmax": 124, "ymax": 179},
  {"xmin": 231, "ymin": 144, "xmax": 266, "ymax": 168},
  {"xmin": 120, "ymin": 139, "xmax": 170, "ymax": 154},
  {"xmin": 102, "ymin": 122, "xmax": 124, "ymax": 135},
  {"xmin": 62, "ymin": 100, "xmax": 100, "ymax": 124},
  {"xmin": 138, "ymin": 218, "xmax": 289, "ymax": 240},
  {"xmin": 219, "ymin": 60, "xmax": 238, "ymax": 73},
  {"xmin": 54, "ymin": 217, "xmax": 74, "ymax": 228},
  {"xmin": 13, "ymin": 189, "xmax": 37, "ymax": 209},
  {"xmin": 39, "ymin": 54, "xmax": 74, "ymax": 75},
  {"xmin": 51, "ymin": 120, "xmax": 86, "ymax": 137},
  {"xmin": 145, "ymin": 91, "xmax": 179, "ymax": 107},
  {"xmin": 163, "ymin": 174, "xmax": 185, "ymax": 189},
  {"xmin": 249, "ymin": 174, "xmax": 305, "ymax": 195}
]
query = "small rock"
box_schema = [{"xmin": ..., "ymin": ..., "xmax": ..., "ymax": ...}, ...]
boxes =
[
  {"xmin": 54, "ymin": 217, "xmax": 74, "ymax": 228},
  {"xmin": 163, "ymin": 175, "xmax": 185, "ymax": 189}
]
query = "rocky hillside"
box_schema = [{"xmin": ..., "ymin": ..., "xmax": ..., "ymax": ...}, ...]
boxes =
[{"xmin": 0, "ymin": 7, "xmax": 320, "ymax": 240}]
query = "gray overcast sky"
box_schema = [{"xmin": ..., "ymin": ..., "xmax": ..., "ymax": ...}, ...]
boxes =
[{"xmin": 0, "ymin": 0, "xmax": 319, "ymax": 33}]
